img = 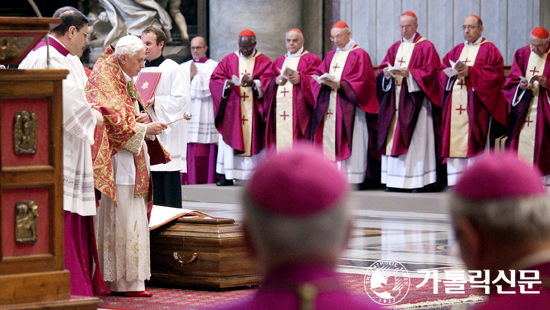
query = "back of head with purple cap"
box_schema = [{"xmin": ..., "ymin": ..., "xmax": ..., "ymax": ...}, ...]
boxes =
[
  {"xmin": 242, "ymin": 144, "xmax": 351, "ymax": 270},
  {"xmin": 450, "ymin": 151, "xmax": 550, "ymax": 241}
]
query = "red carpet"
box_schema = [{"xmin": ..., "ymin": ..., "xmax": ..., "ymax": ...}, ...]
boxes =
[{"xmin": 98, "ymin": 274, "xmax": 484, "ymax": 309}]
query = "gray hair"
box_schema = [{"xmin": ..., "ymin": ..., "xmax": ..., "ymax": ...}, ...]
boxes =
[
  {"xmin": 530, "ymin": 34, "xmax": 550, "ymax": 45},
  {"xmin": 449, "ymin": 194, "xmax": 550, "ymax": 242},
  {"xmin": 400, "ymin": 13, "xmax": 418, "ymax": 25},
  {"xmin": 242, "ymin": 192, "xmax": 351, "ymax": 263}
]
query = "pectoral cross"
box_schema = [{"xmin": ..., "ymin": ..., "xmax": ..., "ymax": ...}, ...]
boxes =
[{"xmin": 280, "ymin": 111, "xmax": 289, "ymax": 120}]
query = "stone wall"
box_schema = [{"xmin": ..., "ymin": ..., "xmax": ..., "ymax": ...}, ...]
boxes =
[
  {"xmin": 209, "ymin": 0, "xmax": 303, "ymax": 62},
  {"xmin": 340, "ymin": 0, "xmax": 550, "ymax": 65}
]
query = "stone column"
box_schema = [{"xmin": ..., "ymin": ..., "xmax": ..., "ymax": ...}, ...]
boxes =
[{"xmin": 209, "ymin": 0, "xmax": 303, "ymax": 62}]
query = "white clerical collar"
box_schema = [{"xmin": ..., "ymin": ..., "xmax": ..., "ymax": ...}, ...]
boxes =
[
  {"xmin": 402, "ymin": 33, "xmax": 417, "ymax": 43},
  {"xmin": 49, "ymin": 35, "xmax": 68, "ymax": 50},
  {"xmin": 337, "ymin": 39, "xmax": 356, "ymax": 51},
  {"xmin": 287, "ymin": 46, "xmax": 304, "ymax": 57},
  {"xmin": 465, "ymin": 36, "xmax": 483, "ymax": 46},
  {"xmin": 123, "ymin": 71, "xmax": 132, "ymax": 83},
  {"xmin": 510, "ymin": 249, "xmax": 550, "ymax": 270},
  {"xmin": 240, "ymin": 49, "xmax": 257, "ymax": 59}
]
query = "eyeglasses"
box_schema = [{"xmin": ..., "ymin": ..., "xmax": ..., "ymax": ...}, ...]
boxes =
[
  {"xmin": 330, "ymin": 35, "xmax": 345, "ymax": 42},
  {"xmin": 78, "ymin": 29, "xmax": 89, "ymax": 39},
  {"xmin": 191, "ymin": 46, "xmax": 205, "ymax": 50},
  {"xmin": 462, "ymin": 25, "xmax": 478, "ymax": 30}
]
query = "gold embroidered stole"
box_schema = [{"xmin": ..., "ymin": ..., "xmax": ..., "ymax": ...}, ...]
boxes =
[
  {"xmin": 518, "ymin": 50, "xmax": 548, "ymax": 164},
  {"xmin": 276, "ymin": 54, "xmax": 302, "ymax": 151},
  {"xmin": 236, "ymin": 51, "xmax": 260, "ymax": 156},
  {"xmin": 449, "ymin": 42, "xmax": 485, "ymax": 157},
  {"xmin": 323, "ymin": 47, "xmax": 357, "ymax": 160},
  {"xmin": 385, "ymin": 38, "xmax": 425, "ymax": 155}
]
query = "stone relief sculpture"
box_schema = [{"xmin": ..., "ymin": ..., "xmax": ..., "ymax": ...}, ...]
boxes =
[
  {"xmin": 96, "ymin": 0, "xmax": 173, "ymax": 47},
  {"xmin": 84, "ymin": 0, "xmax": 191, "ymax": 64},
  {"xmin": 157, "ymin": 0, "xmax": 189, "ymax": 42}
]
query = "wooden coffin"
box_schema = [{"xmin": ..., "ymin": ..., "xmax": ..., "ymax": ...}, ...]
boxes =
[{"xmin": 149, "ymin": 217, "xmax": 260, "ymax": 289}]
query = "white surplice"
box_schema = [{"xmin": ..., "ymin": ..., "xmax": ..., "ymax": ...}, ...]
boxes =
[
  {"xmin": 139, "ymin": 59, "xmax": 190, "ymax": 172},
  {"xmin": 19, "ymin": 36, "xmax": 97, "ymax": 216},
  {"xmin": 181, "ymin": 59, "xmax": 219, "ymax": 144}
]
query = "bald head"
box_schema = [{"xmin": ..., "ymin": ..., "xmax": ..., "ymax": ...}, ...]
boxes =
[
  {"xmin": 285, "ymin": 30, "xmax": 304, "ymax": 54},
  {"xmin": 190, "ymin": 36, "xmax": 208, "ymax": 60}
]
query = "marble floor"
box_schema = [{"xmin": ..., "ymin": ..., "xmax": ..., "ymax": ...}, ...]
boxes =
[{"xmin": 167, "ymin": 185, "xmax": 479, "ymax": 309}]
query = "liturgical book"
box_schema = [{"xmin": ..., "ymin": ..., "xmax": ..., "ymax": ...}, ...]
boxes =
[{"xmin": 136, "ymin": 72, "xmax": 162, "ymax": 101}]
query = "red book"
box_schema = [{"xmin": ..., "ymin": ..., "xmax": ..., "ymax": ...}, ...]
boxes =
[{"xmin": 135, "ymin": 72, "xmax": 162, "ymax": 101}]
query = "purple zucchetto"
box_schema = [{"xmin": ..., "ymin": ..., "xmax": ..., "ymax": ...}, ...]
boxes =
[
  {"xmin": 245, "ymin": 144, "xmax": 349, "ymax": 217},
  {"xmin": 453, "ymin": 151, "xmax": 546, "ymax": 201}
]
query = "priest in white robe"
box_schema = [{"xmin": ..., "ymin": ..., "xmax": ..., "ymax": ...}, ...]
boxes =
[
  {"xmin": 140, "ymin": 26, "xmax": 189, "ymax": 208},
  {"xmin": 181, "ymin": 36, "xmax": 219, "ymax": 184},
  {"xmin": 19, "ymin": 7, "xmax": 107, "ymax": 296}
]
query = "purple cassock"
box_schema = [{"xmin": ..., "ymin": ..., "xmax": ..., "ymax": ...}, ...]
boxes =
[
  {"xmin": 502, "ymin": 45, "xmax": 550, "ymax": 175},
  {"xmin": 214, "ymin": 263, "xmax": 383, "ymax": 310},
  {"xmin": 209, "ymin": 50, "xmax": 272, "ymax": 156},
  {"xmin": 310, "ymin": 45, "xmax": 379, "ymax": 161},
  {"xmin": 377, "ymin": 33, "xmax": 442, "ymax": 155},
  {"xmin": 260, "ymin": 51, "xmax": 321, "ymax": 151},
  {"xmin": 438, "ymin": 38, "xmax": 507, "ymax": 158}
]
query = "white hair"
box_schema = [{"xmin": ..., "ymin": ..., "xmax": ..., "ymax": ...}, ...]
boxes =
[
  {"xmin": 242, "ymin": 192, "xmax": 351, "ymax": 264},
  {"xmin": 449, "ymin": 194, "xmax": 550, "ymax": 241},
  {"xmin": 115, "ymin": 35, "xmax": 144, "ymax": 59},
  {"xmin": 530, "ymin": 34, "xmax": 550, "ymax": 45}
]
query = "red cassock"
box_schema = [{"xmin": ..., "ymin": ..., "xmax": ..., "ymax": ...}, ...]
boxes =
[
  {"xmin": 377, "ymin": 33, "xmax": 442, "ymax": 156},
  {"xmin": 209, "ymin": 51, "xmax": 271, "ymax": 156},
  {"xmin": 310, "ymin": 46, "xmax": 379, "ymax": 161},
  {"xmin": 438, "ymin": 39, "xmax": 507, "ymax": 158},
  {"xmin": 474, "ymin": 261, "xmax": 550, "ymax": 310},
  {"xmin": 502, "ymin": 45, "xmax": 550, "ymax": 175},
  {"xmin": 260, "ymin": 52, "xmax": 321, "ymax": 149}
]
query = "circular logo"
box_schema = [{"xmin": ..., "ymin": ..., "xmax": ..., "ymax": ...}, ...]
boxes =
[{"xmin": 364, "ymin": 260, "xmax": 410, "ymax": 305}]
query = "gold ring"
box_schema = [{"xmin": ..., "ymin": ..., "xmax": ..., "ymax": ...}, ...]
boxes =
[{"xmin": 160, "ymin": 130, "xmax": 164, "ymax": 134}]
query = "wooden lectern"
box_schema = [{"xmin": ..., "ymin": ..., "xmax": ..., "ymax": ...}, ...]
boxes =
[{"xmin": 0, "ymin": 17, "xmax": 99, "ymax": 309}]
